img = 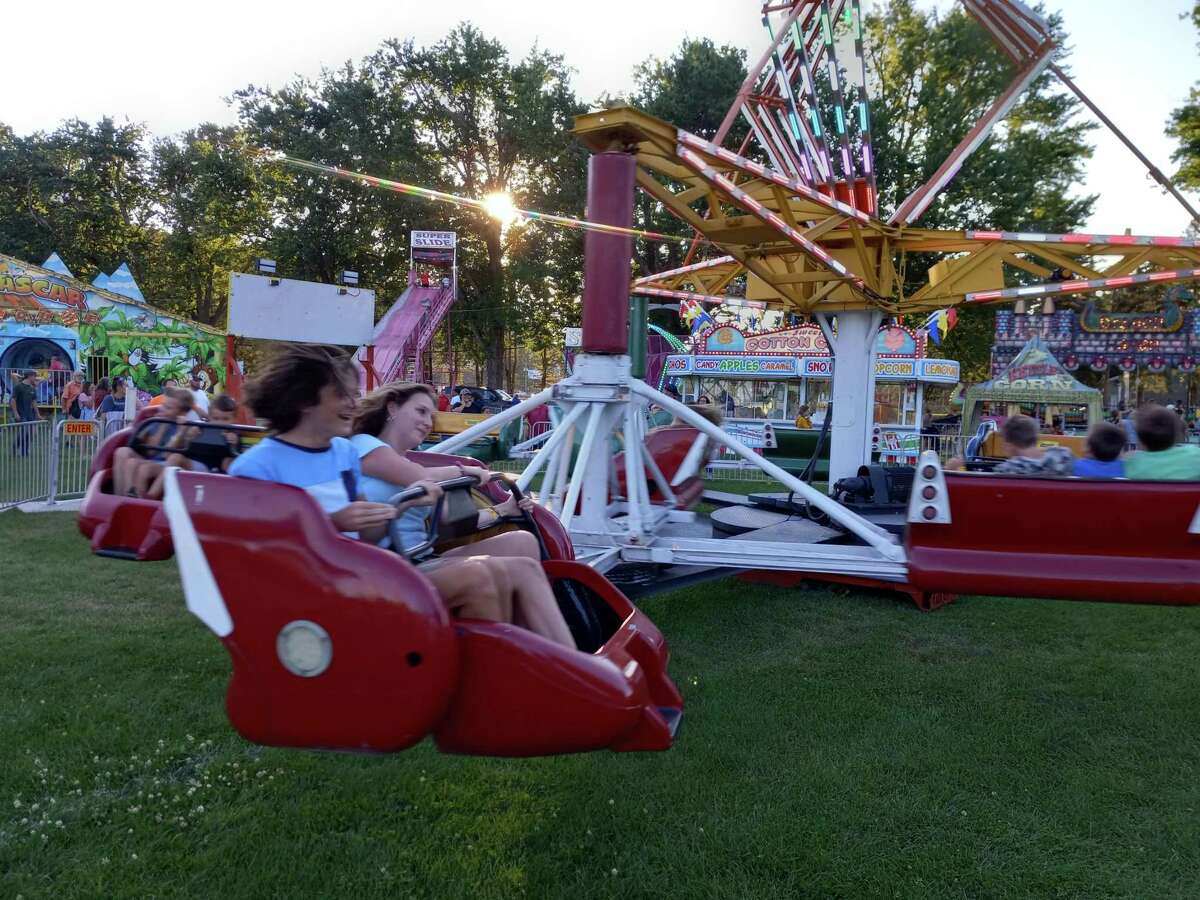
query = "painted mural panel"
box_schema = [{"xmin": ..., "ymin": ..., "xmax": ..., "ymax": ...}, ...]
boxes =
[{"xmin": 0, "ymin": 253, "xmax": 225, "ymax": 401}]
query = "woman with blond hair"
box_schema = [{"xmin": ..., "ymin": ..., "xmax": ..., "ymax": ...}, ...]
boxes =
[{"xmin": 351, "ymin": 380, "xmax": 574, "ymax": 648}]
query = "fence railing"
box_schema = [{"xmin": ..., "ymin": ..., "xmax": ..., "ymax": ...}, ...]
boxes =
[
  {"xmin": 919, "ymin": 433, "xmax": 963, "ymax": 463},
  {"xmin": 48, "ymin": 419, "xmax": 104, "ymax": 502},
  {"xmin": 0, "ymin": 420, "xmax": 54, "ymax": 511}
]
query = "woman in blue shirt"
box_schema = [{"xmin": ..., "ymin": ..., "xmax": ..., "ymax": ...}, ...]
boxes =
[{"xmin": 350, "ymin": 381, "xmax": 574, "ymax": 648}]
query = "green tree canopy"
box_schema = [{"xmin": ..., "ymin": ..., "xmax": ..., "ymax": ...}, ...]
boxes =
[
  {"xmin": 1167, "ymin": 2, "xmax": 1200, "ymax": 193},
  {"xmin": 866, "ymin": 0, "xmax": 1096, "ymax": 381},
  {"xmin": 626, "ymin": 39, "xmax": 749, "ymax": 277}
]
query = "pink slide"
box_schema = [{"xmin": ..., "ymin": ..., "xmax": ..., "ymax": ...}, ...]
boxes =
[{"xmin": 358, "ymin": 278, "xmax": 455, "ymax": 388}]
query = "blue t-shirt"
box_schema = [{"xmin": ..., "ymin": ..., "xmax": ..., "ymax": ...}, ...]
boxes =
[
  {"xmin": 1072, "ymin": 456, "xmax": 1124, "ymax": 478},
  {"xmin": 349, "ymin": 433, "xmax": 430, "ymax": 551},
  {"xmin": 229, "ymin": 437, "xmax": 361, "ymax": 529}
]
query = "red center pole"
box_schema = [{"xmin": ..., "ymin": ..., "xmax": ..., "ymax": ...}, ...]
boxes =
[{"xmin": 580, "ymin": 151, "xmax": 635, "ymax": 354}]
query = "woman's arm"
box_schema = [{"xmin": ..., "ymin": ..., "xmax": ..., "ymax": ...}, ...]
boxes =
[{"xmin": 360, "ymin": 444, "xmax": 488, "ymax": 486}]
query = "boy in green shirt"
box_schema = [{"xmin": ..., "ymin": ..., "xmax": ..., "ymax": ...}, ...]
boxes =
[{"xmin": 1124, "ymin": 405, "xmax": 1200, "ymax": 481}]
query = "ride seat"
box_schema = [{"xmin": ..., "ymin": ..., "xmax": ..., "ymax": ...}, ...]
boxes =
[
  {"xmin": 907, "ymin": 454, "xmax": 1200, "ymax": 605},
  {"xmin": 162, "ymin": 469, "xmax": 681, "ymax": 756}
]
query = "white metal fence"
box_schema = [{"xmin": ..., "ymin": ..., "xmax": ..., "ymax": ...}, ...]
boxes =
[
  {"xmin": 48, "ymin": 419, "xmax": 105, "ymax": 502},
  {"xmin": 1, "ymin": 420, "xmax": 54, "ymax": 510},
  {"xmin": 0, "ymin": 417, "xmax": 112, "ymax": 510}
]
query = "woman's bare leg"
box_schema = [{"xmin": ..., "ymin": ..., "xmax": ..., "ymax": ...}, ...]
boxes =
[
  {"xmin": 424, "ymin": 559, "xmax": 511, "ymax": 622},
  {"xmin": 133, "ymin": 460, "xmax": 165, "ymax": 498},
  {"xmin": 112, "ymin": 447, "xmax": 139, "ymax": 495},
  {"xmin": 494, "ymin": 557, "xmax": 576, "ymax": 649},
  {"xmin": 460, "ymin": 529, "xmax": 540, "ymax": 560}
]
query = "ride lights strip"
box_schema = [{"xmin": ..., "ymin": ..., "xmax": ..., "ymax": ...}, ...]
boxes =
[
  {"xmin": 763, "ymin": 8, "xmax": 831, "ymax": 191},
  {"xmin": 778, "ymin": 2, "xmax": 837, "ymax": 186},
  {"xmin": 818, "ymin": 0, "xmax": 861, "ymax": 213},
  {"xmin": 965, "ymin": 267, "xmax": 1200, "ymax": 304},
  {"xmin": 677, "ymin": 145, "xmax": 864, "ymax": 288},
  {"xmin": 272, "ymin": 154, "xmax": 699, "ymax": 244},
  {"xmin": 965, "ymin": 230, "xmax": 1200, "ymax": 248},
  {"xmin": 632, "ymin": 285, "xmax": 768, "ymax": 309},
  {"xmin": 740, "ymin": 105, "xmax": 790, "ymax": 175},
  {"xmin": 757, "ymin": 104, "xmax": 809, "ymax": 181},
  {"xmin": 677, "ymin": 130, "xmax": 871, "ymax": 223},
  {"xmin": 850, "ymin": 0, "xmax": 878, "ymax": 214},
  {"xmin": 772, "ymin": 106, "xmax": 821, "ymax": 184},
  {"xmin": 633, "ymin": 254, "xmax": 735, "ymax": 285}
]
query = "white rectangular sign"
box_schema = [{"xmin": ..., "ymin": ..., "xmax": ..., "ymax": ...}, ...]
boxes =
[
  {"xmin": 563, "ymin": 327, "xmax": 582, "ymax": 347},
  {"xmin": 227, "ymin": 273, "xmax": 376, "ymax": 345},
  {"xmin": 411, "ymin": 231, "xmax": 456, "ymax": 249}
]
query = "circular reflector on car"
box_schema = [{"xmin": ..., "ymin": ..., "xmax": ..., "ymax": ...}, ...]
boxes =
[{"xmin": 277, "ymin": 620, "xmax": 333, "ymax": 677}]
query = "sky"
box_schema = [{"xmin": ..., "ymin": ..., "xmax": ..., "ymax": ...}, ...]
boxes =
[{"xmin": 6, "ymin": 0, "xmax": 1199, "ymax": 235}]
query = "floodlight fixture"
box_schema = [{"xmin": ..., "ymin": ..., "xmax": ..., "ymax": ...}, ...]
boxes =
[
  {"xmin": 340, "ymin": 270, "xmax": 359, "ymax": 287},
  {"xmin": 255, "ymin": 258, "xmax": 277, "ymax": 276}
]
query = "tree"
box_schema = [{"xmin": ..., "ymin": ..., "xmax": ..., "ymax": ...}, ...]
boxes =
[
  {"xmin": 627, "ymin": 39, "xmax": 749, "ymax": 277},
  {"xmin": 866, "ymin": 0, "xmax": 1097, "ymax": 381},
  {"xmin": 0, "ymin": 117, "xmax": 157, "ymax": 278},
  {"xmin": 1167, "ymin": 3, "xmax": 1200, "ymax": 192},
  {"xmin": 234, "ymin": 60, "xmax": 425, "ymax": 312},
  {"xmin": 374, "ymin": 25, "xmax": 586, "ymax": 388},
  {"xmin": 145, "ymin": 124, "xmax": 275, "ymax": 326}
]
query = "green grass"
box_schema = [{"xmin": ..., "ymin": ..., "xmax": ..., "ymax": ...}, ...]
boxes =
[{"xmin": 2, "ymin": 511, "xmax": 1200, "ymax": 898}]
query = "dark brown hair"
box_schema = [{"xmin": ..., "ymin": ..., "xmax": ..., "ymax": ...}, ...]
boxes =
[
  {"xmin": 242, "ymin": 343, "xmax": 357, "ymax": 432},
  {"xmin": 1135, "ymin": 404, "xmax": 1181, "ymax": 452},
  {"xmin": 163, "ymin": 386, "xmax": 194, "ymax": 412},
  {"xmin": 211, "ymin": 394, "xmax": 238, "ymax": 414},
  {"xmin": 1001, "ymin": 414, "xmax": 1038, "ymax": 450},
  {"xmin": 353, "ymin": 381, "xmax": 436, "ymax": 437},
  {"xmin": 1086, "ymin": 422, "xmax": 1125, "ymax": 462}
]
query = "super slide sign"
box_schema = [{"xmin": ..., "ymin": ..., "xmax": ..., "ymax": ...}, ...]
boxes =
[
  {"xmin": 227, "ymin": 273, "xmax": 375, "ymax": 346},
  {"xmin": 411, "ymin": 231, "xmax": 456, "ymax": 249}
]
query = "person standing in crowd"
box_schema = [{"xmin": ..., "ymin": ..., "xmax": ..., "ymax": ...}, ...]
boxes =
[
  {"xmin": 148, "ymin": 378, "xmax": 179, "ymax": 407},
  {"xmin": 1119, "ymin": 406, "xmax": 1137, "ymax": 450},
  {"xmin": 794, "ymin": 404, "xmax": 813, "ymax": 429},
  {"xmin": 96, "ymin": 377, "xmax": 127, "ymax": 427},
  {"xmin": 77, "ymin": 381, "xmax": 95, "ymax": 421},
  {"xmin": 188, "ymin": 375, "xmax": 210, "ymax": 419},
  {"xmin": 1125, "ymin": 404, "xmax": 1200, "ymax": 480},
  {"xmin": 458, "ymin": 390, "xmax": 485, "ymax": 414},
  {"xmin": 92, "ymin": 377, "xmax": 110, "ymax": 414},
  {"xmin": 9, "ymin": 370, "xmax": 40, "ymax": 456},
  {"xmin": 436, "ymin": 387, "xmax": 451, "ymax": 412},
  {"xmin": 62, "ymin": 371, "xmax": 85, "ymax": 418}
]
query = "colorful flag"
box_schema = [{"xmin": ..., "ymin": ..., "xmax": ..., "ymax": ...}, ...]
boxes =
[
  {"xmin": 923, "ymin": 307, "xmax": 958, "ymax": 345},
  {"xmin": 679, "ymin": 298, "xmax": 716, "ymax": 334}
]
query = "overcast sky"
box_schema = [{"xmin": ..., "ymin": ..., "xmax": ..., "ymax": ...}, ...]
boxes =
[{"xmin": 7, "ymin": 0, "xmax": 1199, "ymax": 234}]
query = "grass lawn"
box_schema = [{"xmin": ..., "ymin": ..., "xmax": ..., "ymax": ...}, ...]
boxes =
[{"xmin": 2, "ymin": 511, "xmax": 1199, "ymax": 899}]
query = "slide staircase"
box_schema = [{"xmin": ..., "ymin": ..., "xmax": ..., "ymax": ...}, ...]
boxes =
[{"xmin": 359, "ymin": 276, "xmax": 456, "ymax": 387}]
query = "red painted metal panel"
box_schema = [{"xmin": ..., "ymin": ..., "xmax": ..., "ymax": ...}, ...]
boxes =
[
  {"xmin": 177, "ymin": 471, "xmax": 460, "ymax": 752},
  {"xmin": 906, "ymin": 474, "xmax": 1200, "ymax": 605},
  {"xmin": 172, "ymin": 473, "xmax": 678, "ymax": 756},
  {"xmin": 580, "ymin": 152, "xmax": 636, "ymax": 353}
]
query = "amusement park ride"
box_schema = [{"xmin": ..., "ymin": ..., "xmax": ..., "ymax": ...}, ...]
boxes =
[
  {"xmin": 430, "ymin": 0, "xmax": 1200, "ymax": 585},
  {"xmin": 77, "ymin": 0, "xmax": 1200, "ymax": 758}
]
